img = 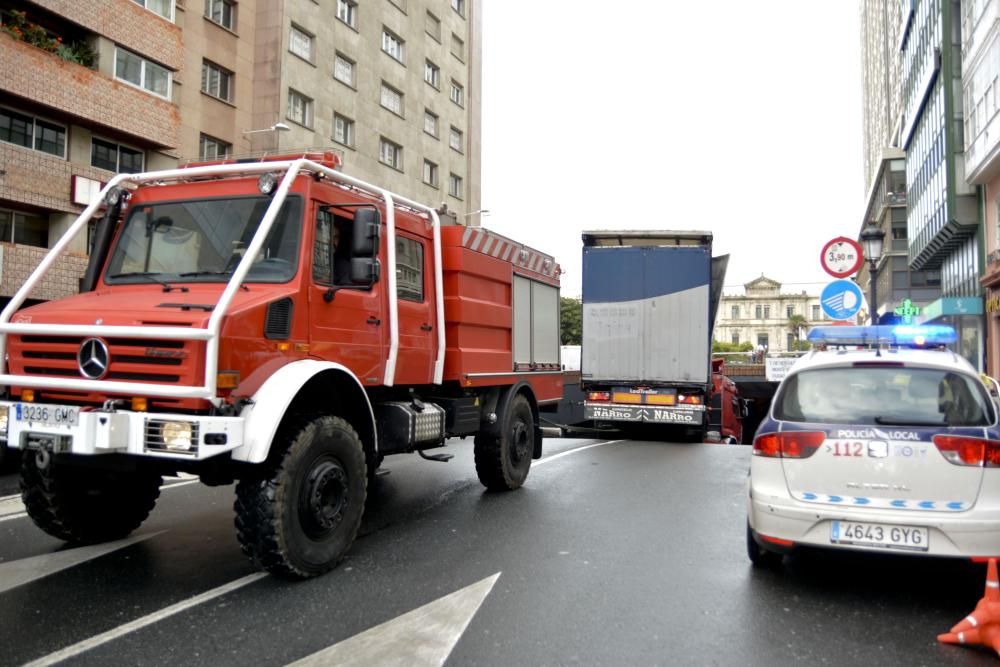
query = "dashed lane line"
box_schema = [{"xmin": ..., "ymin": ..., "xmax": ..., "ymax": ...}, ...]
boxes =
[{"xmin": 23, "ymin": 571, "xmax": 268, "ymax": 667}]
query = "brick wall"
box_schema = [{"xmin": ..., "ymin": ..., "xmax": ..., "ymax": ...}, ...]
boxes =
[
  {"xmin": 28, "ymin": 0, "xmax": 183, "ymax": 71},
  {"xmin": 0, "ymin": 143, "xmax": 113, "ymax": 214},
  {"xmin": 1, "ymin": 244, "xmax": 88, "ymax": 301},
  {"xmin": 0, "ymin": 33, "xmax": 180, "ymax": 148}
]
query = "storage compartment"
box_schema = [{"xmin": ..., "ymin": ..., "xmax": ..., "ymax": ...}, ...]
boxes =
[{"xmin": 375, "ymin": 402, "xmax": 446, "ymax": 454}]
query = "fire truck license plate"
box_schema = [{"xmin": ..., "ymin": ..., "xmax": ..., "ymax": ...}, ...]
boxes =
[
  {"xmin": 15, "ymin": 403, "xmax": 79, "ymax": 427},
  {"xmin": 830, "ymin": 520, "xmax": 928, "ymax": 551}
]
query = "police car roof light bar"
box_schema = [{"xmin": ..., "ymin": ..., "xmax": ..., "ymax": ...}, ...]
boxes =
[{"xmin": 806, "ymin": 325, "xmax": 957, "ymax": 348}]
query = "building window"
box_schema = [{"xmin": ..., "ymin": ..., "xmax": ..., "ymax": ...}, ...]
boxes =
[
  {"xmin": 755, "ymin": 304, "xmax": 762, "ymax": 319},
  {"xmin": 201, "ymin": 60, "xmax": 233, "ymax": 102},
  {"xmin": 396, "ymin": 236, "xmax": 424, "ymax": 302},
  {"xmin": 289, "ymin": 25, "xmax": 314, "ymax": 62},
  {"xmin": 334, "ymin": 53, "xmax": 355, "ymax": 86},
  {"xmin": 757, "ymin": 334, "xmax": 769, "ymax": 349},
  {"xmin": 115, "ymin": 47, "xmax": 171, "ymax": 99},
  {"xmin": 451, "ymin": 33, "xmax": 465, "ymax": 61},
  {"xmin": 333, "ymin": 113, "xmax": 354, "ymax": 147},
  {"xmin": 0, "ymin": 209, "xmax": 47, "ymax": 248},
  {"xmin": 133, "ymin": 0, "xmax": 173, "ymax": 20},
  {"xmin": 450, "ymin": 80, "xmax": 464, "ymax": 107},
  {"xmin": 425, "ymin": 60, "xmax": 440, "ymax": 89},
  {"xmin": 812, "ymin": 305, "xmax": 820, "ymax": 320},
  {"xmin": 204, "ymin": 0, "xmax": 236, "ymax": 30},
  {"xmin": 449, "ymin": 126, "xmax": 463, "ymax": 152},
  {"xmin": 199, "ymin": 133, "xmax": 231, "ymax": 159},
  {"xmin": 425, "ymin": 11, "xmax": 441, "ymax": 41},
  {"xmin": 786, "ymin": 305, "xmax": 794, "ymax": 318},
  {"xmin": 424, "ymin": 109, "xmax": 439, "ymax": 137},
  {"xmin": 423, "ymin": 159, "xmax": 438, "ymax": 187},
  {"xmin": 91, "ymin": 138, "xmax": 144, "ymax": 173},
  {"xmin": 381, "ymin": 28, "xmax": 405, "ymax": 63},
  {"xmin": 763, "ymin": 305, "xmax": 770, "ymax": 319},
  {"xmin": 787, "ymin": 333, "xmax": 794, "ymax": 351},
  {"xmin": 731, "ymin": 332, "xmax": 739, "ymax": 345},
  {"xmin": 379, "ymin": 137, "xmax": 403, "ymax": 170},
  {"xmin": 336, "ymin": 0, "xmax": 357, "ymax": 28},
  {"xmin": 287, "ymin": 89, "xmax": 313, "ymax": 127},
  {"xmin": 448, "ymin": 173, "xmax": 463, "ymax": 199},
  {"xmin": 731, "ymin": 305, "xmax": 739, "ymax": 319},
  {"xmin": 0, "ymin": 108, "xmax": 66, "ymax": 158},
  {"xmin": 451, "ymin": 0, "xmax": 464, "ymax": 16},
  {"xmin": 380, "ymin": 83, "xmax": 403, "ymax": 116}
]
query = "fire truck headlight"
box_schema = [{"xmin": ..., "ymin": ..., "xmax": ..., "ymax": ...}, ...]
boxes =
[
  {"xmin": 161, "ymin": 421, "xmax": 193, "ymax": 451},
  {"xmin": 257, "ymin": 173, "xmax": 278, "ymax": 195}
]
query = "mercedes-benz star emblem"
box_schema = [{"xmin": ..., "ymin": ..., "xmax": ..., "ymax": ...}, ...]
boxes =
[{"xmin": 78, "ymin": 338, "xmax": 110, "ymax": 380}]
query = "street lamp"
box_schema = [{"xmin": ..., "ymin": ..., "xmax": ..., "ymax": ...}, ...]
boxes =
[
  {"xmin": 241, "ymin": 123, "xmax": 291, "ymax": 149},
  {"xmin": 860, "ymin": 222, "xmax": 885, "ymax": 326},
  {"xmin": 464, "ymin": 209, "xmax": 490, "ymax": 218}
]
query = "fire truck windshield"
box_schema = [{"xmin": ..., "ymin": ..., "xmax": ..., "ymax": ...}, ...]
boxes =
[{"xmin": 104, "ymin": 195, "xmax": 303, "ymax": 284}]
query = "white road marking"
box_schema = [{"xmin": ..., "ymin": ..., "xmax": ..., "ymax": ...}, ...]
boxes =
[
  {"xmin": 23, "ymin": 572, "xmax": 268, "ymax": 667},
  {"xmin": 0, "ymin": 531, "xmax": 166, "ymax": 595},
  {"xmin": 0, "ymin": 477, "xmax": 201, "ymax": 523},
  {"xmin": 535, "ymin": 440, "xmax": 624, "ymax": 467},
  {"xmin": 288, "ymin": 573, "xmax": 501, "ymax": 667}
]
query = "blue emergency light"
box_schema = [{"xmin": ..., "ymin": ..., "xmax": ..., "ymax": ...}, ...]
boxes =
[{"xmin": 806, "ymin": 324, "xmax": 957, "ymax": 348}]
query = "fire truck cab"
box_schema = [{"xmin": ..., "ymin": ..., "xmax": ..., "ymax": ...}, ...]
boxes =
[{"xmin": 0, "ymin": 152, "xmax": 562, "ymax": 578}]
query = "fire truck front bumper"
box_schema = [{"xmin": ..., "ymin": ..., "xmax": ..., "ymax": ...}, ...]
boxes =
[
  {"xmin": 0, "ymin": 402, "xmax": 244, "ymax": 461},
  {"xmin": 583, "ymin": 402, "xmax": 706, "ymax": 425}
]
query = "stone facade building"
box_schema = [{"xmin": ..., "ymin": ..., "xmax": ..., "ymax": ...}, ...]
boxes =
[{"xmin": 714, "ymin": 277, "xmax": 824, "ymax": 353}]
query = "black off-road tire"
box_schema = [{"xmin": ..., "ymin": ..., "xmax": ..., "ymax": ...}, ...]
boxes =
[
  {"xmin": 474, "ymin": 393, "xmax": 535, "ymax": 491},
  {"xmin": 20, "ymin": 455, "xmax": 162, "ymax": 544},
  {"xmin": 746, "ymin": 521, "xmax": 783, "ymax": 568},
  {"xmin": 234, "ymin": 416, "xmax": 367, "ymax": 579}
]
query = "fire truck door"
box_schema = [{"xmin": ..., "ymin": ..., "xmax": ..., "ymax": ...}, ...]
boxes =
[
  {"xmin": 308, "ymin": 207, "xmax": 385, "ymax": 385},
  {"xmin": 392, "ymin": 232, "xmax": 435, "ymax": 385}
]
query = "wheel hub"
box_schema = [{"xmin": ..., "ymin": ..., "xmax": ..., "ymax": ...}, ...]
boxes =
[
  {"xmin": 303, "ymin": 459, "xmax": 348, "ymax": 536},
  {"xmin": 510, "ymin": 422, "xmax": 530, "ymax": 463}
]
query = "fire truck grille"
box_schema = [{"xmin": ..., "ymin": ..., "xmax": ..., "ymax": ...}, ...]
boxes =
[{"xmin": 15, "ymin": 335, "xmax": 189, "ymax": 384}]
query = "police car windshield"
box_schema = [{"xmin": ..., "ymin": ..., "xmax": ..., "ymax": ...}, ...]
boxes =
[{"xmin": 773, "ymin": 366, "xmax": 994, "ymax": 427}]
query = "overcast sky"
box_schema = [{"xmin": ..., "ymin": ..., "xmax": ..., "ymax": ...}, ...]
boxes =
[{"xmin": 480, "ymin": 0, "xmax": 863, "ymax": 298}]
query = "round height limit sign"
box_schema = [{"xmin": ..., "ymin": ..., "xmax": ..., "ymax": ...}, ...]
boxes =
[{"xmin": 820, "ymin": 237, "xmax": 864, "ymax": 278}]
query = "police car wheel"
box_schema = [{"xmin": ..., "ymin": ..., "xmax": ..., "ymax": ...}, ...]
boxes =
[{"xmin": 746, "ymin": 522, "xmax": 782, "ymax": 568}]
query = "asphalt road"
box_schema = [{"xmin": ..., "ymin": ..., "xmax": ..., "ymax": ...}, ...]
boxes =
[{"xmin": 0, "ymin": 439, "xmax": 996, "ymax": 666}]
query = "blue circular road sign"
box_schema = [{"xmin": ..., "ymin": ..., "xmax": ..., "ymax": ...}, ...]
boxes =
[{"xmin": 821, "ymin": 279, "xmax": 864, "ymax": 321}]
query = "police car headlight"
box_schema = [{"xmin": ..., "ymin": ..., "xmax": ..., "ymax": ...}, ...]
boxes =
[{"xmin": 161, "ymin": 421, "xmax": 193, "ymax": 451}]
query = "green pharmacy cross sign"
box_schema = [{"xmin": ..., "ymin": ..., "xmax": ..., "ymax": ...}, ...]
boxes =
[{"xmin": 894, "ymin": 299, "xmax": 920, "ymax": 324}]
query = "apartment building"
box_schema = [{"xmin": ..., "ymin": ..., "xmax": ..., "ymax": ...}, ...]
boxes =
[
  {"xmin": 241, "ymin": 0, "xmax": 483, "ymax": 220},
  {"xmin": 0, "ymin": 0, "xmax": 181, "ymax": 303},
  {"xmin": 0, "ymin": 0, "xmax": 482, "ymax": 309},
  {"xmin": 964, "ymin": 0, "xmax": 1000, "ymax": 375},
  {"xmin": 714, "ymin": 277, "xmax": 824, "ymax": 353},
  {"xmin": 858, "ymin": 0, "xmax": 941, "ymax": 329}
]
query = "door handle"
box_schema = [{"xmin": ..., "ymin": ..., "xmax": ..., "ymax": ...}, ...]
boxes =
[
  {"xmin": 420, "ymin": 324, "xmax": 433, "ymax": 331},
  {"xmin": 367, "ymin": 316, "xmax": 381, "ymax": 325}
]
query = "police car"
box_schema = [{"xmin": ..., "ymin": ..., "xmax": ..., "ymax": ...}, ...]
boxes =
[{"xmin": 748, "ymin": 325, "xmax": 1000, "ymax": 566}]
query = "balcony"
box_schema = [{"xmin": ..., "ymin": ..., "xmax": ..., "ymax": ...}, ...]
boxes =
[{"xmin": 0, "ymin": 31, "xmax": 178, "ymax": 148}]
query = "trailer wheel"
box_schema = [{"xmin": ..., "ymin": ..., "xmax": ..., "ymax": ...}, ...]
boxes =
[
  {"xmin": 475, "ymin": 393, "xmax": 534, "ymax": 491},
  {"xmin": 235, "ymin": 415, "xmax": 367, "ymax": 578},
  {"xmin": 20, "ymin": 455, "xmax": 162, "ymax": 544}
]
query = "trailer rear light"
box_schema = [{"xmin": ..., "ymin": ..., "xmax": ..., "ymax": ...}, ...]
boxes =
[
  {"xmin": 645, "ymin": 394, "xmax": 675, "ymax": 405},
  {"xmin": 587, "ymin": 392, "xmax": 611, "ymax": 402},
  {"xmin": 752, "ymin": 431, "xmax": 825, "ymax": 458},
  {"xmin": 21, "ymin": 389, "xmax": 35, "ymax": 402},
  {"xmin": 932, "ymin": 435, "xmax": 1000, "ymax": 467},
  {"xmin": 611, "ymin": 392, "xmax": 642, "ymax": 404},
  {"xmin": 678, "ymin": 395, "xmax": 703, "ymax": 405}
]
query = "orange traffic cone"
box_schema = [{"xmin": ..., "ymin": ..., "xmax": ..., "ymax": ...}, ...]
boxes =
[{"xmin": 939, "ymin": 559, "xmax": 1000, "ymax": 655}]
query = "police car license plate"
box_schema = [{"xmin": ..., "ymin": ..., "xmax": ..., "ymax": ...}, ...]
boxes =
[
  {"xmin": 830, "ymin": 520, "xmax": 928, "ymax": 551},
  {"xmin": 15, "ymin": 403, "xmax": 79, "ymax": 427}
]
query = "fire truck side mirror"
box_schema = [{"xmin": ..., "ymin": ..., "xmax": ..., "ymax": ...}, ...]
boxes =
[
  {"xmin": 350, "ymin": 257, "xmax": 380, "ymax": 285},
  {"xmin": 352, "ymin": 208, "xmax": 380, "ymax": 256}
]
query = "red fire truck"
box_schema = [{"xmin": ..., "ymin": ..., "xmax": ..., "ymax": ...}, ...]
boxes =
[{"xmin": 0, "ymin": 152, "xmax": 562, "ymax": 578}]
